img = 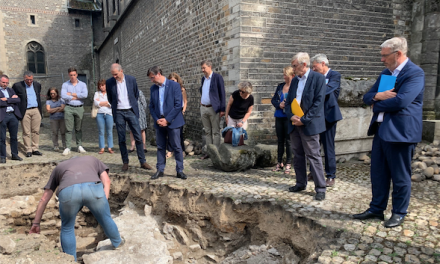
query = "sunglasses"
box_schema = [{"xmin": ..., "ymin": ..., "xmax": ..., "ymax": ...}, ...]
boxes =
[{"xmin": 239, "ymin": 90, "xmax": 247, "ymax": 94}]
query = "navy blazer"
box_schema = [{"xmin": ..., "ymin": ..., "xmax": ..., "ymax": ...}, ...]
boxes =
[
  {"xmin": 324, "ymin": 70, "xmax": 343, "ymax": 123},
  {"xmin": 12, "ymin": 80, "xmax": 43, "ymax": 119},
  {"xmin": 106, "ymin": 75, "xmax": 140, "ymax": 122},
  {"xmin": 149, "ymin": 79, "xmax": 185, "ymax": 129},
  {"xmin": 0, "ymin": 87, "xmax": 22, "ymax": 122},
  {"xmin": 199, "ymin": 72, "xmax": 226, "ymax": 113},
  {"xmin": 285, "ymin": 70, "xmax": 326, "ymax": 136},
  {"xmin": 363, "ymin": 59, "xmax": 424, "ymax": 143}
]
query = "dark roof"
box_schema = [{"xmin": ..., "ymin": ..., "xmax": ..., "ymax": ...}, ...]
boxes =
[{"xmin": 68, "ymin": 0, "xmax": 102, "ymax": 12}]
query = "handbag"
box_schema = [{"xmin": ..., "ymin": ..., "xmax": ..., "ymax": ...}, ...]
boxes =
[
  {"xmin": 223, "ymin": 130, "xmax": 244, "ymax": 146},
  {"xmin": 91, "ymin": 92, "xmax": 98, "ymax": 118}
]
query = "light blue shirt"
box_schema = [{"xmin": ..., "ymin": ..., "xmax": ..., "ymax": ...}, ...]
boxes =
[
  {"xmin": 201, "ymin": 72, "xmax": 212, "ymax": 105},
  {"xmin": 61, "ymin": 79, "xmax": 88, "ymax": 106},
  {"xmin": 1, "ymin": 87, "xmax": 14, "ymax": 112},
  {"xmin": 296, "ymin": 68, "xmax": 311, "ymax": 105},
  {"xmin": 159, "ymin": 78, "xmax": 167, "ymax": 116},
  {"xmin": 26, "ymin": 82, "xmax": 38, "ymax": 109}
]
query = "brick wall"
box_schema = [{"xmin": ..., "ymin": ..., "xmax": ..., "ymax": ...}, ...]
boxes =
[
  {"xmin": 97, "ymin": 0, "xmax": 236, "ymax": 141},
  {"xmin": 97, "ymin": 0, "xmax": 413, "ymax": 144},
  {"xmin": 0, "ymin": 0, "xmax": 94, "ymax": 105}
]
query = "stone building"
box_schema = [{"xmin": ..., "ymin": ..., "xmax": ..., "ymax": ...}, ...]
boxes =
[{"xmin": 0, "ymin": 0, "xmax": 100, "ymax": 104}]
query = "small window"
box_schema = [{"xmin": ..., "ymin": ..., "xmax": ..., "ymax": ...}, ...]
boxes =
[
  {"xmin": 75, "ymin": 19, "xmax": 80, "ymax": 28},
  {"xmin": 30, "ymin": 15, "xmax": 35, "ymax": 25}
]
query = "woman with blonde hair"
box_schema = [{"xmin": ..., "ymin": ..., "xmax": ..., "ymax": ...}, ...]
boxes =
[{"xmin": 271, "ymin": 66, "xmax": 295, "ymax": 174}]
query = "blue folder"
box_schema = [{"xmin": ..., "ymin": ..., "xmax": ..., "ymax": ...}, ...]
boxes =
[{"xmin": 378, "ymin": 75, "xmax": 396, "ymax": 92}]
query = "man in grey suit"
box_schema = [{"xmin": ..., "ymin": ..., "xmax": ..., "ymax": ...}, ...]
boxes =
[{"xmin": 285, "ymin": 52, "xmax": 327, "ymax": 201}]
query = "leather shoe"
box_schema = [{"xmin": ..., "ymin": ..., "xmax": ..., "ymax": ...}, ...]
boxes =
[
  {"xmin": 288, "ymin": 185, "xmax": 306, "ymax": 193},
  {"xmin": 315, "ymin": 192, "xmax": 325, "ymax": 201},
  {"xmin": 140, "ymin": 162, "xmax": 153, "ymax": 170},
  {"xmin": 0, "ymin": 158, "xmax": 5, "ymax": 163},
  {"xmin": 326, "ymin": 178, "xmax": 335, "ymax": 187},
  {"xmin": 26, "ymin": 152, "xmax": 32, "ymax": 157},
  {"xmin": 122, "ymin": 163, "xmax": 129, "ymax": 171},
  {"xmin": 384, "ymin": 214, "xmax": 405, "ymax": 228},
  {"xmin": 177, "ymin": 172, "xmax": 187, "ymax": 180},
  {"xmin": 32, "ymin": 151, "xmax": 43, "ymax": 156},
  {"xmin": 11, "ymin": 155, "xmax": 23, "ymax": 161},
  {"xmin": 151, "ymin": 171, "xmax": 164, "ymax": 180},
  {"xmin": 353, "ymin": 210, "xmax": 385, "ymax": 221}
]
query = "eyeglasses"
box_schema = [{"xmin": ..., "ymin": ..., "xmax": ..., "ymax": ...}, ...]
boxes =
[
  {"xmin": 239, "ymin": 90, "xmax": 247, "ymax": 94},
  {"xmin": 381, "ymin": 51, "xmax": 397, "ymax": 58}
]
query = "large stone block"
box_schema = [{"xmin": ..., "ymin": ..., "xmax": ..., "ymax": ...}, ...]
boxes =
[
  {"xmin": 254, "ymin": 144, "xmax": 278, "ymax": 167},
  {"xmin": 207, "ymin": 143, "xmax": 256, "ymax": 171},
  {"xmin": 338, "ymin": 79, "xmax": 376, "ymax": 107}
]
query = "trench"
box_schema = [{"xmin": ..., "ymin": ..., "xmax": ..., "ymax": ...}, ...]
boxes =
[{"xmin": 0, "ymin": 163, "xmax": 340, "ymax": 263}]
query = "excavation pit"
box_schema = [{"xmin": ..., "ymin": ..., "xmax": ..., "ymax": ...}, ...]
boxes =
[{"xmin": 0, "ymin": 163, "xmax": 340, "ymax": 263}]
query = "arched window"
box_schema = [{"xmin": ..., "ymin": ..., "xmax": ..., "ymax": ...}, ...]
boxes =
[{"xmin": 26, "ymin": 41, "xmax": 46, "ymax": 74}]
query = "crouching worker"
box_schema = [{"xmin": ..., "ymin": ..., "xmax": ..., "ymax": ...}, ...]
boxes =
[{"xmin": 29, "ymin": 156, "xmax": 125, "ymax": 261}]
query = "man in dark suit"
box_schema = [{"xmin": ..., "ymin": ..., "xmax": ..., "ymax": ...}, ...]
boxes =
[
  {"xmin": 0, "ymin": 75, "xmax": 23, "ymax": 163},
  {"xmin": 285, "ymin": 52, "xmax": 327, "ymax": 201},
  {"xmin": 311, "ymin": 54, "xmax": 343, "ymax": 187},
  {"xmin": 199, "ymin": 60, "xmax": 226, "ymax": 160},
  {"xmin": 353, "ymin": 37, "xmax": 424, "ymax": 228},
  {"xmin": 12, "ymin": 71, "xmax": 43, "ymax": 157},
  {"xmin": 148, "ymin": 66, "xmax": 186, "ymax": 180},
  {"xmin": 106, "ymin": 63, "xmax": 152, "ymax": 171}
]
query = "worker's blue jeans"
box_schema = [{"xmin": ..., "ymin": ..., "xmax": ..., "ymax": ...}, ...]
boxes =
[{"xmin": 58, "ymin": 182, "xmax": 122, "ymax": 261}]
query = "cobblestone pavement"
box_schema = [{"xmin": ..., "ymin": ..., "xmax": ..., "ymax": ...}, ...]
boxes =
[{"xmin": 2, "ymin": 114, "xmax": 440, "ymax": 264}]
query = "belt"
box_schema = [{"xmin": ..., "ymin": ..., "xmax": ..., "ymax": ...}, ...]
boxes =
[
  {"xmin": 27, "ymin": 107, "xmax": 38, "ymax": 110},
  {"xmin": 68, "ymin": 104, "xmax": 83, "ymax": 108},
  {"xmin": 117, "ymin": 108, "xmax": 132, "ymax": 112},
  {"xmin": 201, "ymin": 104, "xmax": 212, "ymax": 107}
]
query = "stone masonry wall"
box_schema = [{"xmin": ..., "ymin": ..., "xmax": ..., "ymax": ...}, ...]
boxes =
[
  {"xmin": 238, "ymin": 0, "xmax": 399, "ymax": 143},
  {"xmin": 97, "ymin": 0, "xmax": 237, "ymax": 140},
  {"xmin": 0, "ymin": 0, "xmax": 94, "ymax": 106},
  {"xmin": 97, "ymin": 0, "xmax": 414, "ymax": 144}
]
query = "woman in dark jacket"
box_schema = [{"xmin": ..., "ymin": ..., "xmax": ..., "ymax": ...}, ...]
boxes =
[{"xmin": 271, "ymin": 66, "xmax": 295, "ymax": 174}]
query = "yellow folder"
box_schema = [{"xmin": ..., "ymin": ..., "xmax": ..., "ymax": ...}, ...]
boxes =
[{"xmin": 291, "ymin": 98, "xmax": 304, "ymax": 117}]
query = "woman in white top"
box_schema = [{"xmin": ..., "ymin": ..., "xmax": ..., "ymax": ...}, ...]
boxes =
[{"xmin": 94, "ymin": 79, "xmax": 114, "ymax": 154}]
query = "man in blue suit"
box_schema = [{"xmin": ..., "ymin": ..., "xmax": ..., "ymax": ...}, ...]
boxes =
[
  {"xmin": 0, "ymin": 75, "xmax": 23, "ymax": 163},
  {"xmin": 106, "ymin": 63, "xmax": 153, "ymax": 171},
  {"xmin": 354, "ymin": 37, "xmax": 424, "ymax": 228},
  {"xmin": 311, "ymin": 54, "xmax": 343, "ymax": 187},
  {"xmin": 285, "ymin": 52, "xmax": 327, "ymax": 201},
  {"xmin": 148, "ymin": 66, "xmax": 186, "ymax": 180},
  {"xmin": 199, "ymin": 60, "xmax": 226, "ymax": 160}
]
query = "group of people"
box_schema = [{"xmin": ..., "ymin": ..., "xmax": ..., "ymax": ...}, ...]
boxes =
[
  {"xmin": 270, "ymin": 37, "xmax": 424, "ymax": 229},
  {"xmin": 2, "ymin": 37, "xmax": 424, "ymax": 235}
]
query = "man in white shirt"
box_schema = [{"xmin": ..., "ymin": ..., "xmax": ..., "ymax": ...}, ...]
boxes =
[{"xmin": 106, "ymin": 63, "xmax": 152, "ymax": 171}]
